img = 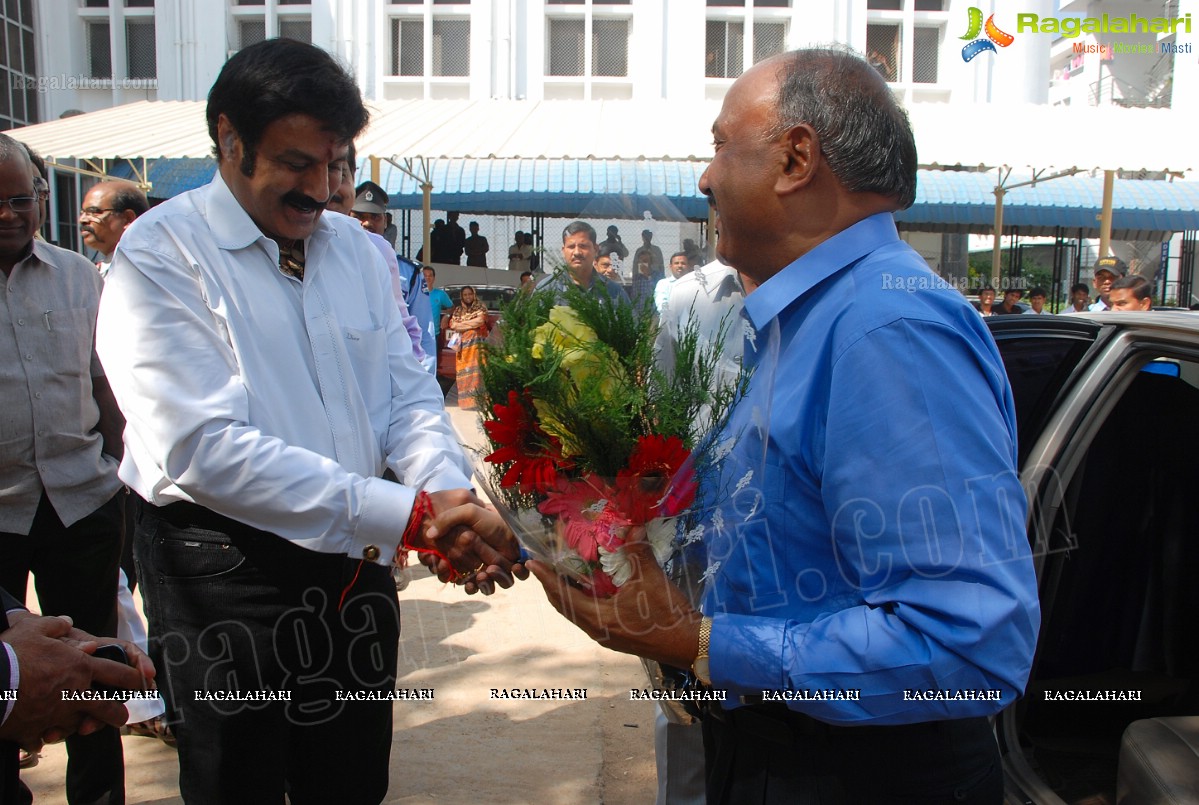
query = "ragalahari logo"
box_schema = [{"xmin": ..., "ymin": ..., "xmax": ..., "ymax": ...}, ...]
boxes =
[{"xmin": 960, "ymin": 7, "xmax": 1015, "ymax": 62}]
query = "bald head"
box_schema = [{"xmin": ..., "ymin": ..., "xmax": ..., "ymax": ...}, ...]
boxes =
[{"xmin": 764, "ymin": 48, "xmax": 917, "ymax": 210}]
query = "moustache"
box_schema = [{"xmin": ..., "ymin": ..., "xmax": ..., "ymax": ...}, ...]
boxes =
[
  {"xmin": 81, "ymin": 226, "xmax": 95, "ymax": 236},
  {"xmin": 282, "ymin": 192, "xmax": 327, "ymax": 213}
]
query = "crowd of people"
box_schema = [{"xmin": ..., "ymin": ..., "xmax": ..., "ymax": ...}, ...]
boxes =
[{"xmin": 4, "ymin": 34, "xmax": 1165, "ymax": 805}]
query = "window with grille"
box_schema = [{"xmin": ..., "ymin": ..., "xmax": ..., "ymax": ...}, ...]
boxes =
[
  {"xmin": 391, "ymin": 18, "xmax": 423, "ymax": 76},
  {"xmin": 278, "ymin": 0, "xmax": 310, "ymax": 4},
  {"xmin": 279, "ymin": 18, "xmax": 311, "ymax": 43},
  {"xmin": 87, "ymin": 20, "xmax": 112, "ymax": 79},
  {"xmin": 706, "ymin": 19, "xmax": 744, "ymax": 78},
  {"xmin": 753, "ymin": 21, "xmax": 785, "ymax": 64},
  {"xmin": 547, "ymin": 17, "xmax": 584, "ymax": 76},
  {"xmin": 126, "ymin": 18, "xmax": 156, "ymax": 79},
  {"xmin": 432, "ymin": 18, "xmax": 469, "ymax": 76},
  {"xmin": 84, "ymin": 0, "xmax": 109, "ymax": 6},
  {"xmin": 753, "ymin": 0, "xmax": 790, "ymax": 6},
  {"xmin": 865, "ymin": 22, "xmax": 899, "ymax": 82},
  {"xmin": 592, "ymin": 18, "xmax": 627, "ymax": 76},
  {"xmin": 238, "ymin": 19, "xmax": 266, "ymax": 50},
  {"xmin": 867, "ymin": 0, "xmax": 902, "ymax": 9},
  {"xmin": 125, "ymin": 0, "xmax": 154, "ymax": 6},
  {"xmin": 707, "ymin": 0, "xmax": 742, "ymax": 6},
  {"xmin": 914, "ymin": 0, "xmax": 945, "ymax": 10},
  {"xmin": 913, "ymin": 26, "xmax": 939, "ymax": 84}
]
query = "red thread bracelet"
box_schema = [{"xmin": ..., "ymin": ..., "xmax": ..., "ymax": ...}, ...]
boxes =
[{"xmin": 397, "ymin": 491, "xmax": 466, "ymax": 584}]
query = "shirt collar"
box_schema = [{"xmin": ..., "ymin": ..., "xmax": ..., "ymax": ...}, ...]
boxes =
[
  {"xmin": 743, "ymin": 212, "xmax": 900, "ymax": 329},
  {"xmin": 205, "ymin": 168, "xmax": 334, "ymax": 252}
]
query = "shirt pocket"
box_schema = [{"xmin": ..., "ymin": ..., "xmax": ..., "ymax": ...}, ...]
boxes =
[
  {"xmin": 342, "ymin": 324, "xmax": 390, "ymax": 406},
  {"xmin": 43, "ymin": 307, "xmax": 95, "ymax": 378}
]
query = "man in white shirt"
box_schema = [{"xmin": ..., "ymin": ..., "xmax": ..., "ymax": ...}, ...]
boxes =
[
  {"xmin": 651, "ymin": 260, "xmax": 747, "ymax": 805},
  {"xmin": 96, "ymin": 39, "xmax": 521, "ymax": 804},
  {"xmin": 78, "ymin": 180, "xmax": 148, "ymax": 278},
  {"xmin": 1088, "ymin": 256, "xmax": 1127, "ymax": 312},
  {"xmin": 654, "ymin": 251, "xmax": 695, "ymax": 314}
]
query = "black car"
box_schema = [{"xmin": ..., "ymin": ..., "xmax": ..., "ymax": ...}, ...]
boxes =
[{"xmin": 990, "ymin": 312, "xmax": 1199, "ymax": 804}]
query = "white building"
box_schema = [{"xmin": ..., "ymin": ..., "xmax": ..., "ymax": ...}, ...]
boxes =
[{"xmin": 31, "ymin": 0, "xmax": 1084, "ymax": 123}]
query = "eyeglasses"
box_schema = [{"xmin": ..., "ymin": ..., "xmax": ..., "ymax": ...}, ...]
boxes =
[
  {"xmin": 79, "ymin": 207, "xmax": 119, "ymax": 219},
  {"xmin": 0, "ymin": 197, "xmax": 39, "ymax": 213}
]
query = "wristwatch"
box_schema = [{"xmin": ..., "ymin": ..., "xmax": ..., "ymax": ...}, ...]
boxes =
[{"xmin": 691, "ymin": 616, "xmax": 712, "ymax": 686}]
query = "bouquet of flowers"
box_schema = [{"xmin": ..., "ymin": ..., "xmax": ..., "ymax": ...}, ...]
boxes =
[{"xmin": 470, "ymin": 275, "xmax": 746, "ymax": 598}]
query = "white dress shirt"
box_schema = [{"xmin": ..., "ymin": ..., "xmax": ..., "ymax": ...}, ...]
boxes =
[
  {"xmin": 96, "ymin": 171, "xmax": 470, "ymax": 563},
  {"xmin": 655, "ymin": 261, "xmax": 746, "ymax": 426}
]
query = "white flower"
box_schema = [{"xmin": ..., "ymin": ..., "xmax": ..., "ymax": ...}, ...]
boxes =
[
  {"xmin": 683, "ymin": 524, "xmax": 705, "ymax": 546},
  {"xmin": 699, "ymin": 561, "xmax": 722, "ymax": 585},
  {"xmin": 645, "ymin": 517, "xmax": 680, "ymax": 565},
  {"xmin": 599, "ymin": 546, "xmax": 633, "ymax": 587},
  {"xmin": 734, "ymin": 470, "xmax": 753, "ymax": 495}
]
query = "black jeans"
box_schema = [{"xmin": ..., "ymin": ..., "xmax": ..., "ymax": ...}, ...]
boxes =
[
  {"xmin": 702, "ymin": 704, "xmax": 1003, "ymax": 804},
  {"xmin": 0, "ymin": 492, "xmax": 124, "ymax": 805},
  {"xmin": 135, "ymin": 500, "xmax": 400, "ymax": 805}
]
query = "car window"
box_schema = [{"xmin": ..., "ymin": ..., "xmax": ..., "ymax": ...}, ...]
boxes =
[{"xmin": 989, "ymin": 319, "xmax": 1101, "ymax": 467}]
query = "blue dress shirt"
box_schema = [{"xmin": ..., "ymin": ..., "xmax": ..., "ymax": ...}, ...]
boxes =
[{"xmin": 701, "ymin": 213, "xmax": 1040, "ymax": 725}]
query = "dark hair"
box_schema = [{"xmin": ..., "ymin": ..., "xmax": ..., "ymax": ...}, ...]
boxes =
[
  {"xmin": 520, "ymin": 271, "xmax": 533, "ymax": 281},
  {"xmin": 1029, "ymin": 287, "xmax": 1047, "ymax": 299},
  {"xmin": 979, "ymin": 286, "xmax": 995, "ymax": 294},
  {"xmin": 768, "ymin": 48, "xmax": 917, "ymax": 209},
  {"xmin": 20, "ymin": 142, "xmax": 47, "ymax": 182},
  {"xmin": 109, "ymin": 182, "xmax": 149, "ymax": 216},
  {"xmin": 1112, "ymin": 274, "xmax": 1152, "ymax": 301},
  {"xmin": 670, "ymin": 251, "xmax": 688, "ymax": 261},
  {"xmin": 207, "ymin": 38, "xmax": 368, "ymax": 176},
  {"xmin": 423, "ymin": 266, "xmax": 436, "ymax": 276},
  {"xmin": 345, "ymin": 140, "xmax": 357, "ymax": 176},
  {"xmin": 1070, "ymin": 283, "xmax": 1090, "ymax": 295},
  {"xmin": 562, "ymin": 220, "xmax": 597, "ymax": 246}
]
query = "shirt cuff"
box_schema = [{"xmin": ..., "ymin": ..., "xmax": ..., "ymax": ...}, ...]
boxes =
[
  {"xmin": 709, "ymin": 612, "xmax": 790, "ymax": 699},
  {"xmin": 353, "ymin": 477, "xmax": 415, "ymax": 565},
  {"xmin": 2, "ymin": 642, "xmax": 17, "ymax": 726}
]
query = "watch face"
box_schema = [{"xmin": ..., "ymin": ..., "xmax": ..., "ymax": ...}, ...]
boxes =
[{"xmin": 693, "ymin": 656, "xmax": 712, "ymax": 687}]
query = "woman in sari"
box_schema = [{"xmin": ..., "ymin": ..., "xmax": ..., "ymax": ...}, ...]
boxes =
[{"xmin": 448, "ymin": 285, "xmax": 490, "ymax": 409}]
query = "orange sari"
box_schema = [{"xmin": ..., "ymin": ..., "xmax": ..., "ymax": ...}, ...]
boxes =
[{"xmin": 451, "ymin": 301, "xmax": 489, "ymax": 409}]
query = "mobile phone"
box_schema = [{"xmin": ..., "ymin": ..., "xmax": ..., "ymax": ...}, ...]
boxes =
[{"xmin": 90, "ymin": 644, "xmax": 131, "ymax": 694}]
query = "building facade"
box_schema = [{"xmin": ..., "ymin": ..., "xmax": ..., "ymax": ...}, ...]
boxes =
[{"xmin": 32, "ymin": 0, "xmax": 1102, "ymax": 122}]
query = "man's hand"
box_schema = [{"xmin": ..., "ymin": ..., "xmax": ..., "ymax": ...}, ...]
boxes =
[
  {"xmin": 528, "ymin": 529, "xmax": 703, "ymax": 668},
  {"xmin": 414, "ymin": 490, "xmax": 528, "ymax": 595},
  {"xmin": 0, "ymin": 615, "xmax": 156, "ymax": 750}
]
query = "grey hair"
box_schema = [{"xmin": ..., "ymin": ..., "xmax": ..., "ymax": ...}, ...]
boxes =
[{"xmin": 767, "ymin": 47, "xmax": 917, "ymax": 210}]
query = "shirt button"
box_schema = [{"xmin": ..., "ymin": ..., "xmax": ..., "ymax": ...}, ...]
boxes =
[
  {"xmin": 34, "ymin": 392, "xmax": 41, "ymax": 399},
  {"xmin": 24, "ymin": 354, "xmax": 32, "ymax": 361},
  {"xmin": 362, "ymin": 545, "xmax": 380, "ymax": 562},
  {"xmin": 16, "ymin": 318, "xmax": 23, "ymax": 326}
]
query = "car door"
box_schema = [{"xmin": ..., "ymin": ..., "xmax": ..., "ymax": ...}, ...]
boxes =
[{"xmin": 988, "ymin": 314, "xmax": 1199, "ymax": 805}]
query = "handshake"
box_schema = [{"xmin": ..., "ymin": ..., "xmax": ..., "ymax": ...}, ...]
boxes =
[
  {"xmin": 407, "ymin": 489, "xmax": 527, "ymax": 596},
  {"xmin": 0, "ymin": 607, "xmax": 155, "ymax": 752}
]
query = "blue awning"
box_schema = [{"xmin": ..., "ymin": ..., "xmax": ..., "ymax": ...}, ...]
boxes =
[
  {"xmin": 897, "ymin": 169, "xmax": 1199, "ymax": 238},
  {"xmin": 105, "ymin": 156, "xmax": 1199, "ymax": 238},
  {"xmin": 107, "ymin": 157, "xmax": 215, "ymax": 199},
  {"xmin": 375, "ymin": 158, "xmax": 710, "ymax": 220}
]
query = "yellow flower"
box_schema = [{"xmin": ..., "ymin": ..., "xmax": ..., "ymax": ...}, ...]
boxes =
[{"xmin": 531, "ymin": 305, "xmax": 599, "ymax": 359}]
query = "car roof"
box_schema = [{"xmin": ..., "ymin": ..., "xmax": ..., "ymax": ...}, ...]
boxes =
[{"xmin": 987, "ymin": 310, "xmax": 1199, "ymax": 337}]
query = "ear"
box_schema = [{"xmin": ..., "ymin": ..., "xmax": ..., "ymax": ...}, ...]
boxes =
[
  {"xmin": 216, "ymin": 114, "xmax": 239, "ymax": 162},
  {"xmin": 777, "ymin": 123, "xmax": 818, "ymax": 195}
]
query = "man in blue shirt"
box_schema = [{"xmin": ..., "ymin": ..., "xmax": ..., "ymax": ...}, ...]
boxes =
[
  {"xmin": 422, "ymin": 266, "xmax": 454, "ymax": 341},
  {"xmin": 531, "ymin": 48, "xmax": 1039, "ymax": 804}
]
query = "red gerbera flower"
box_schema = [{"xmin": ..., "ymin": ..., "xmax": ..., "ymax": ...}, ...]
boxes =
[
  {"xmin": 484, "ymin": 390, "xmax": 570, "ymax": 494},
  {"xmin": 539, "ymin": 476, "xmax": 628, "ymax": 562},
  {"xmin": 615, "ymin": 434, "xmax": 697, "ymax": 522}
]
